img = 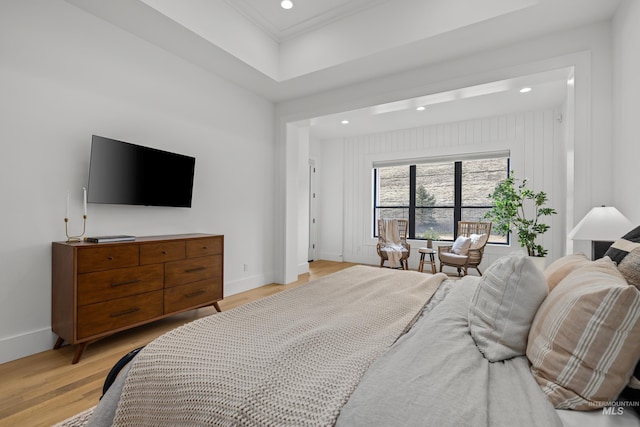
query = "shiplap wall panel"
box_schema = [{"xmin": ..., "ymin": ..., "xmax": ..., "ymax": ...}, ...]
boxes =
[{"xmin": 331, "ymin": 107, "xmax": 562, "ymax": 268}]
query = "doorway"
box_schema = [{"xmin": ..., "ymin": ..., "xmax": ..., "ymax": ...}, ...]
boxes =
[{"xmin": 308, "ymin": 159, "xmax": 317, "ymax": 262}]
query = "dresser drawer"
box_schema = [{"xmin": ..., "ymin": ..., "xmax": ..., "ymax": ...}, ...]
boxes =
[
  {"xmin": 77, "ymin": 291, "xmax": 163, "ymax": 339},
  {"xmin": 165, "ymin": 255, "xmax": 221, "ymax": 287},
  {"xmin": 186, "ymin": 237, "xmax": 222, "ymax": 258},
  {"xmin": 139, "ymin": 241, "xmax": 185, "ymax": 265},
  {"xmin": 77, "ymin": 245, "xmax": 139, "ymax": 273},
  {"xmin": 164, "ymin": 278, "xmax": 222, "ymax": 313},
  {"xmin": 77, "ymin": 264, "xmax": 163, "ymax": 306}
]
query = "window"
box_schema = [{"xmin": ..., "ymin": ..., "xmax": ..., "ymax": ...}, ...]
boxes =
[{"xmin": 373, "ymin": 155, "xmax": 509, "ymax": 244}]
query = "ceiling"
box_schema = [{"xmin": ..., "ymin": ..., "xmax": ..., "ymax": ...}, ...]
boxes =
[
  {"xmin": 65, "ymin": 0, "xmax": 620, "ymax": 100},
  {"xmin": 64, "ymin": 0, "xmax": 620, "ymax": 139},
  {"xmin": 305, "ymin": 68, "xmax": 572, "ymax": 140},
  {"xmin": 222, "ymin": 0, "xmax": 390, "ymax": 41}
]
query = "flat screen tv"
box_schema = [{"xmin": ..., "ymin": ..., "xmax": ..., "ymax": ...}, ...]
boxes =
[{"xmin": 87, "ymin": 135, "xmax": 195, "ymax": 208}]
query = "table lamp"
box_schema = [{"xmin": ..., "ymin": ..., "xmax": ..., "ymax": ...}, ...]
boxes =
[{"xmin": 568, "ymin": 206, "xmax": 633, "ymax": 259}]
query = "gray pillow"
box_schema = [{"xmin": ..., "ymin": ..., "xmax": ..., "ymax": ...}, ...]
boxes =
[{"xmin": 468, "ymin": 251, "xmax": 548, "ymax": 362}]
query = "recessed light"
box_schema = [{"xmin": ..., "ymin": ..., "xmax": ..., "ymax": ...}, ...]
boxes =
[
  {"xmin": 281, "ymin": 0, "xmax": 293, "ymax": 9},
  {"xmin": 520, "ymin": 87, "xmax": 532, "ymax": 93},
  {"xmin": 341, "ymin": 120, "xmax": 349, "ymax": 125},
  {"xmin": 416, "ymin": 106, "xmax": 425, "ymax": 111}
]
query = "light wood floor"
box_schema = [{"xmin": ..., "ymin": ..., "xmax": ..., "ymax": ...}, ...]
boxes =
[{"xmin": 0, "ymin": 260, "xmax": 357, "ymax": 427}]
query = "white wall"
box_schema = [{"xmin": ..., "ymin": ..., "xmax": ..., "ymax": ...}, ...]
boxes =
[
  {"xmin": 612, "ymin": 0, "xmax": 640, "ymax": 224},
  {"xmin": 276, "ymin": 22, "xmax": 612, "ymax": 282},
  {"xmin": 297, "ymin": 126, "xmax": 310, "ymax": 274},
  {"xmin": 317, "ymin": 138, "xmax": 345, "ymax": 262},
  {"xmin": 138, "ymin": 0, "xmax": 280, "ymax": 80},
  {"xmin": 0, "ymin": 0, "xmax": 275, "ymax": 363},
  {"xmin": 313, "ymin": 107, "xmax": 565, "ymax": 270}
]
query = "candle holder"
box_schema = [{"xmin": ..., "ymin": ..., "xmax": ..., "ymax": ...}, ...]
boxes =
[{"xmin": 65, "ymin": 215, "xmax": 87, "ymax": 243}]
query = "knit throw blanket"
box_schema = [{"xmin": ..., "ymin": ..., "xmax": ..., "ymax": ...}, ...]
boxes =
[
  {"xmin": 379, "ymin": 219, "xmax": 406, "ymax": 267},
  {"xmin": 112, "ymin": 266, "xmax": 446, "ymax": 427}
]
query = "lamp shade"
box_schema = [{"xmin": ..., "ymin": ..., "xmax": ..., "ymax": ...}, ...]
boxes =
[{"xmin": 568, "ymin": 206, "xmax": 633, "ymax": 241}]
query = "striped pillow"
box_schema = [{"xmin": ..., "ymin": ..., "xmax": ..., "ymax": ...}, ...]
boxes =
[
  {"xmin": 542, "ymin": 253, "xmax": 590, "ymax": 292},
  {"xmin": 605, "ymin": 225, "xmax": 640, "ymax": 290},
  {"xmin": 527, "ymin": 257, "xmax": 640, "ymax": 410}
]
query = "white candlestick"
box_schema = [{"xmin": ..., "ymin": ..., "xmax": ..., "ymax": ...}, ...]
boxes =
[
  {"xmin": 66, "ymin": 190, "xmax": 70, "ymax": 219},
  {"xmin": 83, "ymin": 187, "xmax": 87, "ymax": 216}
]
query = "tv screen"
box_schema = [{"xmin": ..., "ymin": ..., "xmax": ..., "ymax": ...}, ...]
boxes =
[{"xmin": 87, "ymin": 135, "xmax": 195, "ymax": 208}]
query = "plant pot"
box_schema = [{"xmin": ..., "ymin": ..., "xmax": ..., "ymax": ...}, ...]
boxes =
[
  {"xmin": 529, "ymin": 255, "xmax": 546, "ymax": 271},
  {"xmin": 426, "ymin": 239, "xmax": 433, "ymax": 249}
]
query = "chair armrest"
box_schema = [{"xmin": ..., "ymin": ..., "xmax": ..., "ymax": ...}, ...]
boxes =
[
  {"xmin": 467, "ymin": 248, "xmax": 483, "ymax": 263},
  {"xmin": 438, "ymin": 245, "xmax": 453, "ymax": 254}
]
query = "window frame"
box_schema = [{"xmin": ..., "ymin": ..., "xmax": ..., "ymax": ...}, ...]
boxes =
[{"xmin": 373, "ymin": 155, "xmax": 509, "ymax": 243}]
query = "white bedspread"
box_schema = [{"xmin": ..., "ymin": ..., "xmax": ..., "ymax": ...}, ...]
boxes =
[
  {"xmin": 336, "ymin": 277, "xmax": 565, "ymax": 427},
  {"xmin": 558, "ymin": 407, "xmax": 640, "ymax": 427}
]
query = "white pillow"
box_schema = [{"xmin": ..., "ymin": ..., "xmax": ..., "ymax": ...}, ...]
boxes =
[
  {"xmin": 468, "ymin": 251, "xmax": 548, "ymax": 362},
  {"xmin": 469, "ymin": 233, "xmax": 488, "ymax": 250},
  {"xmin": 451, "ymin": 236, "xmax": 471, "ymax": 255}
]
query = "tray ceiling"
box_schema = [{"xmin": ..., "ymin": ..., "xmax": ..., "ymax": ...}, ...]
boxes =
[{"xmin": 223, "ymin": 0, "xmax": 390, "ymax": 41}]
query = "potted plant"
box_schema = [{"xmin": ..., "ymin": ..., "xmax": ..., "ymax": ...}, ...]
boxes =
[
  {"xmin": 421, "ymin": 227, "xmax": 440, "ymax": 248},
  {"xmin": 485, "ymin": 171, "xmax": 557, "ymax": 259}
]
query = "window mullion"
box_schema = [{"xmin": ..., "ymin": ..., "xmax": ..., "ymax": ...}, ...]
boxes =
[
  {"xmin": 453, "ymin": 161, "xmax": 462, "ymax": 238},
  {"xmin": 373, "ymin": 168, "xmax": 378, "ymax": 237},
  {"xmin": 409, "ymin": 165, "xmax": 416, "ymax": 239}
]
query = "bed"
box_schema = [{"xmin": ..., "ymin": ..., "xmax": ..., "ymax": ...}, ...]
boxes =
[{"xmin": 87, "ymin": 245, "xmax": 640, "ymax": 427}]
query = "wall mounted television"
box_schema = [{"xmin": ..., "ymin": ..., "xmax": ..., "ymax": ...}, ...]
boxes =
[{"xmin": 87, "ymin": 135, "xmax": 196, "ymax": 208}]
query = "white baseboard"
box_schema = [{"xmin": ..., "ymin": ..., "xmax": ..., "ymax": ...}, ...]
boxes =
[
  {"xmin": 297, "ymin": 262, "xmax": 309, "ymax": 275},
  {"xmin": 224, "ymin": 272, "xmax": 274, "ymax": 297},
  {"xmin": 0, "ymin": 327, "xmax": 57, "ymax": 364},
  {"xmin": 0, "ymin": 275, "xmax": 275, "ymax": 365},
  {"xmin": 318, "ymin": 252, "xmax": 344, "ymax": 262}
]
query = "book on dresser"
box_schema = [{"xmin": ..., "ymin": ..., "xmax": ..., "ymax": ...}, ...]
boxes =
[
  {"xmin": 51, "ymin": 233, "xmax": 224, "ymax": 363},
  {"xmin": 85, "ymin": 235, "xmax": 136, "ymax": 243}
]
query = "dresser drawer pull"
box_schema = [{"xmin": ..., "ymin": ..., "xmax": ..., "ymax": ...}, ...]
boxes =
[
  {"xmin": 185, "ymin": 266, "xmax": 206, "ymax": 273},
  {"xmin": 185, "ymin": 290, "xmax": 205, "ymax": 298},
  {"xmin": 110, "ymin": 308, "xmax": 140, "ymax": 318},
  {"xmin": 110, "ymin": 279, "xmax": 141, "ymax": 287}
]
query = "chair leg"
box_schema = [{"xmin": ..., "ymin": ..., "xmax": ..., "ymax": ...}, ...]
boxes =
[
  {"xmin": 475, "ymin": 267, "xmax": 483, "ymax": 276},
  {"xmin": 380, "ymin": 258, "xmax": 385, "ymax": 268}
]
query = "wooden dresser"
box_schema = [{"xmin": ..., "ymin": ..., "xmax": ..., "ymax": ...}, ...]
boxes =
[{"xmin": 52, "ymin": 233, "xmax": 223, "ymax": 363}]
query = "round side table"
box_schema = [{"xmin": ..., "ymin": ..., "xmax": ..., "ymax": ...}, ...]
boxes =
[{"xmin": 418, "ymin": 247, "xmax": 437, "ymax": 274}]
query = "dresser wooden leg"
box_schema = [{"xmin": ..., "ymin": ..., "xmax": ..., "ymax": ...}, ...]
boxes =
[
  {"xmin": 213, "ymin": 301, "xmax": 222, "ymax": 312},
  {"xmin": 72, "ymin": 343, "xmax": 87, "ymax": 364},
  {"xmin": 53, "ymin": 337, "xmax": 64, "ymax": 350}
]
